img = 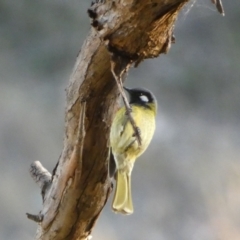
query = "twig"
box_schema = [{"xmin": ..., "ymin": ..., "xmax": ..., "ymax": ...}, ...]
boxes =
[
  {"xmin": 211, "ymin": 0, "xmax": 225, "ymax": 16},
  {"xmin": 110, "ymin": 60, "xmax": 142, "ymax": 146}
]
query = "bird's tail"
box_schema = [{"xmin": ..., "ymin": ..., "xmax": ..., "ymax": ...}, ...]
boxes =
[{"xmin": 112, "ymin": 170, "xmax": 133, "ymax": 215}]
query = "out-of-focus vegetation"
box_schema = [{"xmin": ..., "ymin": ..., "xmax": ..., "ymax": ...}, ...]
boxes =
[{"xmin": 0, "ymin": 1, "xmax": 240, "ymax": 239}]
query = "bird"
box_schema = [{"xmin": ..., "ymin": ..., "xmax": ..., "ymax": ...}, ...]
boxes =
[{"xmin": 110, "ymin": 87, "xmax": 157, "ymax": 214}]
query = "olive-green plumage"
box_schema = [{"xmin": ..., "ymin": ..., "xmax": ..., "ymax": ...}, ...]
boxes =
[{"xmin": 110, "ymin": 87, "xmax": 157, "ymax": 214}]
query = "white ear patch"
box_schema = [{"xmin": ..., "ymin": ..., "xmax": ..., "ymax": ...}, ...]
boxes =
[{"xmin": 140, "ymin": 95, "xmax": 149, "ymax": 103}]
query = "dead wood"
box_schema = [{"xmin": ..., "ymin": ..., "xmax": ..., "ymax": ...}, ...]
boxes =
[{"xmin": 28, "ymin": 0, "xmax": 224, "ymax": 239}]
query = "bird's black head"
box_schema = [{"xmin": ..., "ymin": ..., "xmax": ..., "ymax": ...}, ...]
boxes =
[{"xmin": 124, "ymin": 87, "xmax": 156, "ymax": 107}]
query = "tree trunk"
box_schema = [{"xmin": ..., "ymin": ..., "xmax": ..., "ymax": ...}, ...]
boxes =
[{"xmin": 27, "ymin": 0, "xmax": 224, "ymax": 239}]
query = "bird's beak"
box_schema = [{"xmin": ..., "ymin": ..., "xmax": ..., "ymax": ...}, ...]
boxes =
[{"xmin": 123, "ymin": 87, "xmax": 131, "ymax": 93}]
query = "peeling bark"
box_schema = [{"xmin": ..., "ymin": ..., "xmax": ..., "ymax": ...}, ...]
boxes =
[{"xmin": 28, "ymin": 0, "xmax": 224, "ymax": 239}]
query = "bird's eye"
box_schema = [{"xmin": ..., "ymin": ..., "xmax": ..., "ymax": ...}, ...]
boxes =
[{"xmin": 139, "ymin": 95, "xmax": 149, "ymax": 103}]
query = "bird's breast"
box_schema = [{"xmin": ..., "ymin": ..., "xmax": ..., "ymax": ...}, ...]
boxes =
[{"xmin": 110, "ymin": 105, "xmax": 156, "ymax": 160}]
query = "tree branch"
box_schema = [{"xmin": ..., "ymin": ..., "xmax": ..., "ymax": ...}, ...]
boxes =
[{"xmin": 27, "ymin": 0, "xmax": 222, "ymax": 239}]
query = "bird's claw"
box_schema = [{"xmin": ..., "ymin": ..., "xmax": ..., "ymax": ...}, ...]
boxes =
[{"xmin": 132, "ymin": 126, "xmax": 141, "ymax": 137}]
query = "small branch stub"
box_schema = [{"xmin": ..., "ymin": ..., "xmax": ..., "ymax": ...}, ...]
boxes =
[
  {"xmin": 26, "ymin": 213, "xmax": 43, "ymax": 223},
  {"xmin": 27, "ymin": 161, "xmax": 52, "ymax": 223},
  {"xmin": 211, "ymin": 0, "xmax": 225, "ymax": 16},
  {"xmin": 29, "ymin": 161, "xmax": 52, "ymax": 201}
]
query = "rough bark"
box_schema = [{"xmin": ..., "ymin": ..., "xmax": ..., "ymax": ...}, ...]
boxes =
[{"xmin": 28, "ymin": 0, "xmax": 224, "ymax": 239}]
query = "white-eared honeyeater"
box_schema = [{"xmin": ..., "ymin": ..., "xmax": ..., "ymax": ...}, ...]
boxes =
[{"xmin": 110, "ymin": 87, "xmax": 157, "ymax": 214}]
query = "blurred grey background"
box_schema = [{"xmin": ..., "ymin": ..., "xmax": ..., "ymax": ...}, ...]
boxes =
[{"xmin": 1, "ymin": 1, "xmax": 240, "ymax": 239}]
